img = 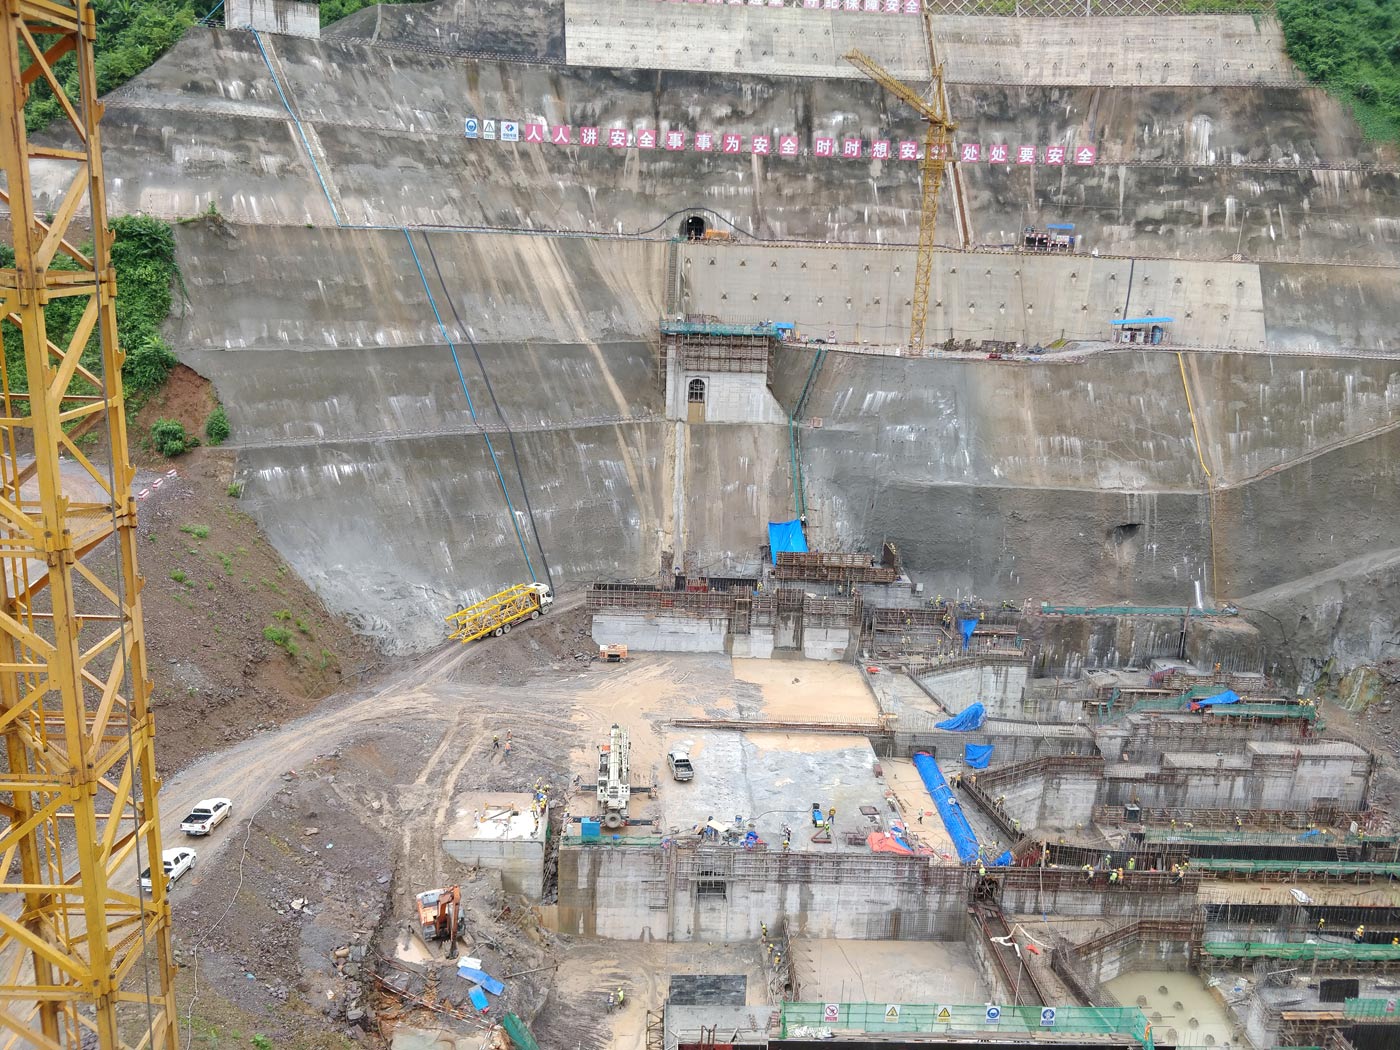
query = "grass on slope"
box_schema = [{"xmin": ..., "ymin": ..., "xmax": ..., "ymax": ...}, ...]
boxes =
[{"xmin": 1279, "ymin": 0, "xmax": 1400, "ymax": 142}]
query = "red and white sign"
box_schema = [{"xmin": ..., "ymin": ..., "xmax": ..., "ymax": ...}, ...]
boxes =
[{"xmin": 463, "ymin": 118, "xmax": 1097, "ymax": 166}]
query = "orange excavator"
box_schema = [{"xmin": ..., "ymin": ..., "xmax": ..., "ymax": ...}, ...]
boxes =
[{"xmin": 415, "ymin": 886, "xmax": 462, "ymax": 947}]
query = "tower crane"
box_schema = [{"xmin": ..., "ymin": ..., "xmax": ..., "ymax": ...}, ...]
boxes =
[
  {"xmin": 0, "ymin": 2, "xmax": 179, "ymax": 1048},
  {"xmin": 845, "ymin": 8, "xmax": 970, "ymax": 351}
]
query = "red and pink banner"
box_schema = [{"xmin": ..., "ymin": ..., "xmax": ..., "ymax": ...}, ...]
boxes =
[{"xmin": 465, "ymin": 120, "xmax": 1097, "ymax": 166}]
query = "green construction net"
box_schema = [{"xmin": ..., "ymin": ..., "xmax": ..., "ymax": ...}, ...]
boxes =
[
  {"xmin": 1192, "ymin": 858, "xmax": 1400, "ymax": 876},
  {"xmin": 1204, "ymin": 941, "xmax": 1400, "ymax": 961},
  {"xmin": 501, "ymin": 1012, "xmax": 541, "ymax": 1050},
  {"xmin": 1344, "ymin": 997, "xmax": 1400, "ymax": 1019},
  {"xmin": 1143, "ymin": 829, "xmax": 1378, "ymax": 846},
  {"xmin": 778, "ymin": 1003, "xmax": 1153, "ymax": 1045}
]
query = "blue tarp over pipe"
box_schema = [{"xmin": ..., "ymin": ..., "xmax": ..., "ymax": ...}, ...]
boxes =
[
  {"xmin": 958, "ymin": 618, "xmax": 978, "ymax": 649},
  {"xmin": 912, "ymin": 752, "xmax": 980, "ymax": 864},
  {"xmin": 964, "ymin": 743, "xmax": 994, "ymax": 769},
  {"xmin": 936, "ymin": 702, "xmax": 986, "ymax": 731},
  {"xmin": 767, "ymin": 519, "xmax": 808, "ymax": 564},
  {"xmin": 1194, "ymin": 689, "xmax": 1241, "ymax": 707}
]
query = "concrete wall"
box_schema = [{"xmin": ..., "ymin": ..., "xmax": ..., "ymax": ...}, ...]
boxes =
[
  {"xmin": 1100, "ymin": 746, "xmax": 1370, "ymax": 810},
  {"xmin": 564, "ymin": 2, "xmax": 1300, "ymax": 87},
  {"xmin": 556, "ymin": 845, "xmax": 973, "ymax": 940},
  {"xmin": 442, "ymin": 836, "xmax": 545, "ymax": 898},
  {"xmin": 227, "ymin": 0, "xmax": 320, "ymax": 37},
  {"xmin": 921, "ymin": 663, "xmax": 1028, "ymax": 713},
  {"xmin": 591, "ymin": 613, "xmax": 731, "ymax": 652},
  {"xmin": 666, "ymin": 363, "xmax": 787, "ymax": 424},
  {"xmin": 1079, "ymin": 936, "xmax": 1194, "ymax": 986}
]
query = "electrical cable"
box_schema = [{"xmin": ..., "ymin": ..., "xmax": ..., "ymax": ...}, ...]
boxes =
[
  {"xmin": 403, "ymin": 229, "xmax": 538, "ymax": 582},
  {"xmin": 421, "ymin": 232, "xmax": 555, "ymax": 594}
]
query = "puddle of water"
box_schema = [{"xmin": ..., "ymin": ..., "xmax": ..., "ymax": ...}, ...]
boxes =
[
  {"xmin": 395, "ymin": 927, "xmax": 432, "ymax": 964},
  {"xmin": 1104, "ymin": 970, "xmax": 1238, "ymax": 1048}
]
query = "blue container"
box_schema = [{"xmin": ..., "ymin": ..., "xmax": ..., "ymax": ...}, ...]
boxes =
[{"xmin": 581, "ymin": 818, "xmax": 601, "ymax": 840}]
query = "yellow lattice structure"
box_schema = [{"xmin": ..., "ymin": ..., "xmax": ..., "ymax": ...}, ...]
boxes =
[
  {"xmin": 845, "ymin": 18, "xmax": 958, "ymax": 353},
  {"xmin": 0, "ymin": 2, "xmax": 179, "ymax": 1048}
]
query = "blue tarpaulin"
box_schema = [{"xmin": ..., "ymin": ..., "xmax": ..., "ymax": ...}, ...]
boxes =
[
  {"xmin": 964, "ymin": 743, "xmax": 994, "ymax": 769},
  {"xmin": 457, "ymin": 965, "xmax": 505, "ymax": 996},
  {"xmin": 467, "ymin": 986, "xmax": 490, "ymax": 1011},
  {"xmin": 767, "ymin": 519, "xmax": 808, "ymax": 563},
  {"xmin": 993, "ymin": 850, "xmax": 1013, "ymax": 867},
  {"xmin": 936, "ymin": 702, "xmax": 986, "ymax": 732},
  {"xmin": 958, "ymin": 618, "xmax": 978, "ymax": 649},
  {"xmin": 912, "ymin": 752, "xmax": 980, "ymax": 864},
  {"xmin": 1193, "ymin": 690, "xmax": 1241, "ymax": 708}
]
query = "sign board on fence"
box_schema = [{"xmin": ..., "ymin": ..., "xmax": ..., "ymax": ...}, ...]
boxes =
[
  {"xmin": 1040, "ymin": 1006, "xmax": 1057, "ymax": 1028},
  {"xmin": 464, "ymin": 117, "xmax": 479, "ymax": 139},
  {"xmin": 936, "ymin": 1006, "xmax": 952, "ymax": 1023},
  {"xmin": 500, "ymin": 121, "xmax": 519, "ymax": 142},
  {"xmin": 883, "ymin": 1004, "xmax": 901, "ymax": 1022},
  {"xmin": 823, "ymin": 1003, "xmax": 840, "ymax": 1023},
  {"xmin": 482, "ymin": 119, "xmax": 496, "ymax": 140},
  {"xmin": 985, "ymin": 1005, "xmax": 1002, "ymax": 1025}
]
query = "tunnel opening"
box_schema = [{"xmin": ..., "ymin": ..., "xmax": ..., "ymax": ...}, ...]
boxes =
[
  {"xmin": 682, "ymin": 215, "xmax": 707, "ymax": 240},
  {"xmin": 1111, "ymin": 523, "xmax": 1144, "ymax": 546}
]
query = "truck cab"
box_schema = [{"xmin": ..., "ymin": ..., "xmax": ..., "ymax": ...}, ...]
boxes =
[{"xmin": 667, "ymin": 748, "xmax": 694, "ymax": 782}]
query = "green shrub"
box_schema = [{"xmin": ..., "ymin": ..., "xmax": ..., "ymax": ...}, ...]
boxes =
[
  {"xmin": 169, "ymin": 570, "xmax": 187, "ymax": 584},
  {"xmin": 226, "ymin": 482, "xmax": 244, "ymax": 498},
  {"xmin": 150, "ymin": 418, "xmax": 197, "ymax": 457},
  {"xmin": 205, "ymin": 405, "xmax": 230, "ymax": 446},
  {"xmin": 180, "ymin": 524, "xmax": 210, "ymax": 539},
  {"xmin": 124, "ymin": 335, "xmax": 177, "ymax": 399},
  {"xmin": 262, "ymin": 626, "xmax": 298, "ymax": 657},
  {"xmin": 1279, "ymin": 0, "xmax": 1400, "ymax": 142}
]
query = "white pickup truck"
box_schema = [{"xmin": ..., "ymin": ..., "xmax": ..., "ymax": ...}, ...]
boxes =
[
  {"xmin": 180, "ymin": 797, "xmax": 232, "ymax": 836},
  {"xmin": 667, "ymin": 748, "xmax": 694, "ymax": 782}
]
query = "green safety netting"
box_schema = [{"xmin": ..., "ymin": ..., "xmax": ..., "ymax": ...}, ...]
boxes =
[
  {"xmin": 1204, "ymin": 942, "xmax": 1400, "ymax": 961},
  {"xmin": 501, "ymin": 1012, "xmax": 541, "ymax": 1050},
  {"xmin": 1344, "ymin": 997, "xmax": 1400, "ymax": 1019},
  {"xmin": 778, "ymin": 1003, "xmax": 1153, "ymax": 1045},
  {"xmin": 1143, "ymin": 829, "xmax": 1383, "ymax": 846},
  {"xmin": 1192, "ymin": 858, "xmax": 1400, "ymax": 876}
]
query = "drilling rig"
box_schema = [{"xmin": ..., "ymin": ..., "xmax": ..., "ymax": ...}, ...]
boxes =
[{"xmin": 596, "ymin": 724, "xmax": 632, "ymax": 830}]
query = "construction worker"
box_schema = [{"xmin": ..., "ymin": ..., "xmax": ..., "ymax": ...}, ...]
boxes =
[
  {"xmin": 1355, "ymin": 925, "xmax": 1366, "ymax": 944},
  {"xmin": 1127, "ymin": 856, "xmax": 1136, "ymax": 872},
  {"xmin": 1116, "ymin": 867, "xmax": 1125, "ymax": 884},
  {"xmin": 1108, "ymin": 868, "xmax": 1119, "ymax": 885},
  {"xmin": 503, "ymin": 739, "xmax": 512, "ymax": 760},
  {"xmin": 492, "ymin": 735, "xmax": 500, "ymax": 750},
  {"xmin": 1318, "ymin": 918, "xmax": 1326, "ymax": 932},
  {"xmin": 616, "ymin": 987, "xmax": 626, "ymax": 1008},
  {"xmin": 978, "ymin": 862, "xmax": 987, "ymax": 877},
  {"xmin": 1235, "ymin": 816, "xmax": 1243, "ymax": 830},
  {"xmin": 1082, "ymin": 864, "xmax": 1094, "ymax": 882}
]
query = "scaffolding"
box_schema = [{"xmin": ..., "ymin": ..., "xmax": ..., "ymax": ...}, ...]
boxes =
[
  {"xmin": 662, "ymin": 326, "xmax": 775, "ymax": 376},
  {"xmin": 1093, "ymin": 804, "xmax": 1365, "ymax": 832},
  {"xmin": 778, "ymin": 1002, "xmax": 1154, "ymax": 1044},
  {"xmin": 773, "ymin": 544, "xmax": 900, "ymax": 584}
]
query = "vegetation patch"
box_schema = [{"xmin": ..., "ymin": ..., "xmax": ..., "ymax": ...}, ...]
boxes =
[{"xmin": 1279, "ymin": 0, "xmax": 1400, "ymax": 142}]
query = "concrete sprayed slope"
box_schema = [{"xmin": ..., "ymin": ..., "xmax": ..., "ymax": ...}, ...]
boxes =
[
  {"xmin": 170, "ymin": 224, "xmax": 673, "ymax": 650},
  {"xmin": 564, "ymin": 1, "xmax": 1299, "ymax": 87},
  {"xmin": 70, "ymin": 27, "xmax": 1400, "ymax": 264},
  {"xmin": 327, "ymin": 0, "xmax": 565, "ymax": 59},
  {"xmin": 236, "ymin": 424, "xmax": 669, "ymax": 645},
  {"xmin": 772, "ymin": 348, "xmax": 1400, "ymax": 602}
]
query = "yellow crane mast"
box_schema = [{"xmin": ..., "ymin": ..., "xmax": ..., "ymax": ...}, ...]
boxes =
[
  {"xmin": 845, "ymin": 12, "xmax": 965, "ymax": 352},
  {"xmin": 0, "ymin": 2, "xmax": 179, "ymax": 1048}
]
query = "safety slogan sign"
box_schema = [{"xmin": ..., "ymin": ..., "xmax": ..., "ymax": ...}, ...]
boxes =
[{"xmin": 463, "ymin": 119, "xmax": 1097, "ymax": 166}]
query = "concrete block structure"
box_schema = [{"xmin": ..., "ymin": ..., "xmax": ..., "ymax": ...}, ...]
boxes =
[{"xmin": 441, "ymin": 793, "xmax": 548, "ymax": 899}]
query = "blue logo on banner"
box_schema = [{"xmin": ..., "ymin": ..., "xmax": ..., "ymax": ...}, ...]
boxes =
[
  {"xmin": 1040, "ymin": 1007, "xmax": 1057, "ymax": 1028},
  {"xmin": 464, "ymin": 118, "xmax": 479, "ymax": 139},
  {"xmin": 985, "ymin": 1005, "xmax": 1001, "ymax": 1025}
]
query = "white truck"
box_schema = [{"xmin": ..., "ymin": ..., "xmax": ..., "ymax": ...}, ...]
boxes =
[
  {"xmin": 667, "ymin": 748, "xmax": 694, "ymax": 782},
  {"xmin": 446, "ymin": 583, "xmax": 553, "ymax": 643}
]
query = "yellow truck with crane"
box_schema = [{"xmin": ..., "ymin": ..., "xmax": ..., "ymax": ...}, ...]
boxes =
[{"xmin": 446, "ymin": 582, "xmax": 553, "ymax": 643}]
